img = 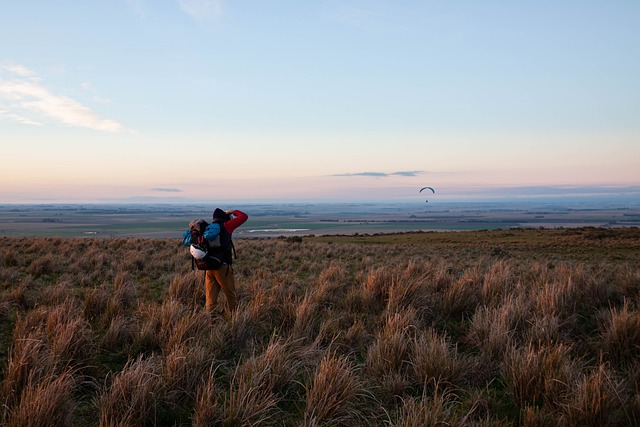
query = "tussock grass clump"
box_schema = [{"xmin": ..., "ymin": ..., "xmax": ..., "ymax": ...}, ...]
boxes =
[
  {"xmin": 366, "ymin": 309, "xmax": 418, "ymax": 402},
  {"xmin": 10, "ymin": 299, "xmax": 94, "ymax": 370},
  {"xmin": 41, "ymin": 280, "xmax": 75, "ymax": 305},
  {"xmin": 1, "ymin": 338, "xmax": 55, "ymax": 410},
  {"xmin": 356, "ymin": 267, "xmax": 394, "ymax": 314},
  {"xmin": 46, "ymin": 310, "xmax": 94, "ymax": 368},
  {"xmin": 598, "ymin": 300, "xmax": 640, "ymax": 366},
  {"xmin": 168, "ymin": 270, "xmax": 202, "ymax": 306},
  {"xmin": 617, "ymin": 265, "xmax": 640, "ymax": 300},
  {"xmin": 194, "ymin": 334, "xmax": 311, "ymax": 427},
  {"xmin": 467, "ymin": 294, "xmax": 530, "ymax": 361},
  {"xmin": 82, "ymin": 284, "xmax": 109, "ymax": 321},
  {"xmin": 98, "ymin": 355, "xmax": 164, "ymax": 427},
  {"xmin": 388, "ymin": 384, "xmax": 471, "ymax": 427},
  {"xmin": 367, "ymin": 310, "xmax": 417, "ymax": 379},
  {"xmin": 228, "ymin": 300, "xmax": 271, "ymax": 354},
  {"xmin": 164, "ymin": 340, "xmax": 212, "ymax": 406},
  {"xmin": 2, "ymin": 369, "xmax": 78, "ymax": 427},
  {"xmin": 530, "ymin": 275, "xmax": 578, "ymax": 323},
  {"xmin": 1, "ymin": 245, "xmax": 19, "ymax": 267},
  {"xmin": 100, "ymin": 314, "xmax": 135, "ymax": 352},
  {"xmin": 291, "ymin": 291, "xmax": 322, "ymax": 342},
  {"xmin": 481, "ymin": 260, "xmax": 518, "ymax": 307},
  {"xmin": 134, "ymin": 303, "xmax": 164, "ymax": 353},
  {"xmin": 410, "ymin": 328, "xmax": 470, "ymax": 391},
  {"xmin": 220, "ymin": 358, "xmax": 281, "ymax": 426},
  {"xmin": 526, "ymin": 311, "xmax": 566, "ymax": 346},
  {"xmin": 0, "ymin": 281, "xmax": 29, "ymax": 311},
  {"xmin": 440, "ymin": 268, "xmax": 483, "ymax": 319},
  {"xmin": 560, "ymin": 363, "xmax": 621, "ymax": 427},
  {"xmin": 27, "ymin": 253, "xmax": 59, "ymax": 276},
  {"xmin": 165, "ymin": 310, "xmax": 212, "ymax": 353},
  {"xmin": 501, "ymin": 342, "xmax": 575, "ymax": 409},
  {"xmin": 105, "ymin": 271, "xmax": 138, "ymax": 317},
  {"xmin": 243, "ymin": 335, "xmax": 315, "ymax": 399},
  {"xmin": 303, "ymin": 351, "xmax": 369, "ymax": 426},
  {"xmin": 386, "ymin": 271, "xmax": 433, "ymax": 318},
  {"xmin": 336, "ymin": 318, "xmax": 372, "ymax": 357},
  {"xmin": 134, "ymin": 299, "xmax": 211, "ymax": 354},
  {"xmin": 192, "ymin": 368, "xmax": 224, "ymax": 426}
]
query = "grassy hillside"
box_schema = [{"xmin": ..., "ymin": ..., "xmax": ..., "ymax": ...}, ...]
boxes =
[{"xmin": 1, "ymin": 228, "xmax": 639, "ymax": 426}]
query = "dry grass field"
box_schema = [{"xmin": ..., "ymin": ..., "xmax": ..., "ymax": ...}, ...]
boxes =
[{"xmin": 1, "ymin": 228, "xmax": 639, "ymax": 426}]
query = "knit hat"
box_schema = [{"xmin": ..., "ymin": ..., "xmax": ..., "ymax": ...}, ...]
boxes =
[{"xmin": 213, "ymin": 208, "xmax": 230, "ymax": 221}]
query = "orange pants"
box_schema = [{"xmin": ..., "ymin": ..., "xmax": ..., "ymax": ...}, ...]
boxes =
[{"xmin": 205, "ymin": 266, "xmax": 237, "ymax": 313}]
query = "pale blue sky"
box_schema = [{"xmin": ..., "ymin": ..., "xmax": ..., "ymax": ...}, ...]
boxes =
[{"xmin": 1, "ymin": 1, "xmax": 639, "ymax": 203}]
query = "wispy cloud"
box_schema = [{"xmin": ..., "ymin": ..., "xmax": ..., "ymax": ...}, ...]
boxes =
[
  {"xmin": 391, "ymin": 171, "xmax": 425, "ymax": 177},
  {"xmin": 4, "ymin": 64, "xmax": 36, "ymax": 77},
  {"xmin": 179, "ymin": 0, "xmax": 222, "ymax": 22},
  {"xmin": 334, "ymin": 170, "xmax": 426, "ymax": 177},
  {"xmin": 0, "ymin": 108, "xmax": 43, "ymax": 126},
  {"xmin": 0, "ymin": 64, "xmax": 122, "ymax": 132},
  {"xmin": 336, "ymin": 171, "xmax": 388, "ymax": 177},
  {"xmin": 151, "ymin": 187, "xmax": 182, "ymax": 192}
]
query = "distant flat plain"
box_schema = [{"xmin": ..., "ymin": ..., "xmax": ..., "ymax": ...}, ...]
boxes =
[{"xmin": 1, "ymin": 201, "xmax": 638, "ymax": 239}]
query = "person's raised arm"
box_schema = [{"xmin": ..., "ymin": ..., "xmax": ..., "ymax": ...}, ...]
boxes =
[{"xmin": 224, "ymin": 209, "xmax": 248, "ymax": 232}]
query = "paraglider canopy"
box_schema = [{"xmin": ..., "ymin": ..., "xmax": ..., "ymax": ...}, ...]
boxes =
[{"xmin": 419, "ymin": 186, "xmax": 435, "ymax": 203}]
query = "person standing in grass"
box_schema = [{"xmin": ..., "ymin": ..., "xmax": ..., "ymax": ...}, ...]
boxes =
[{"xmin": 205, "ymin": 208, "xmax": 248, "ymax": 314}]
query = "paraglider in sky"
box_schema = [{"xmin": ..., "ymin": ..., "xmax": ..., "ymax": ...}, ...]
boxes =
[{"xmin": 419, "ymin": 186, "xmax": 435, "ymax": 203}]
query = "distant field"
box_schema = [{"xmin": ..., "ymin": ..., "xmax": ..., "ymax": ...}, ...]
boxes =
[
  {"xmin": 310, "ymin": 227, "xmax": 640, "ymax": 265},
  {"xmin": 1, "ymin": 203, "xmax": 638, "ymax": 238}
]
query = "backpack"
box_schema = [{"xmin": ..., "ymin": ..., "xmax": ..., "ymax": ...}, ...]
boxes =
[
  {"xmin": 182, "ymin": 218, "xmax": 235, "ymax": 270},
  {"xmin": 182, "ymin": 219, "xmax": 223, "ymax": 270},
  {"xmin": 210, "ymin": 217, "xmax": 236, "ymax": 266}
]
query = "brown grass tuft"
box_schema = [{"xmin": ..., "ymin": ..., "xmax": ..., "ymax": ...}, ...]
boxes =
[
  {"xmin": 481, "ymin": 260, "xmax": 517, "ymax": 307},
  {"xmin": 192, "ymin": 368, "xmax": 224, "ymax": 426},
  {"xmin": 467, "ymin": 294, "xmax": 529, "ymax": 360},
  {"xmin": 164, "ymin": 309, "xmax": 211, "ymax": 352},
  {"xmin": 236, "ymin": 335, "xmax": 307, "ymax": 399},
  {"xmin": 599, "ymin": 300, "xmax": 640, "ymax": 366},
  {"xmin": 100, "ymin": 314, "xmax": 135, "ymax": 352},
  {"xmin": 303, "ymin": 352, "xmax": 369, "ymax": 426},
  {"xmin": 168, "ymin": 271, "xmax": 202, "ymax": 306},
  {"xmin": 220, "ymin": 357, "xmax": 282, "ymax": 426},
  {"xmin": 1, "ymin": 338, "xmax": 54, "ymax": 409},
  {"xmin": 561, "ymin": 363, "xmax": 620, "ymax": 427},
  {"xmin": 386, "ymin": 271, "xmax": 432, "ymax": 316},
  {"xmin": 27, "ymin": 253, "xmax": 59, "ymax": 276},
  {"xmin": 164, "ymin": 340, "xmax": 212, "ymax": 406},
  {"xmin": 389, "ymin": 383, "xmax": 468, "ymax": 427},
  {"xmin": 41, "ymin": 280, "xmax": 75, "ymax": 306},
  {"xmin": 291, "ymin": 291, "xmax": 321, "ymax": 342},
  {"xmin": 9, "ymin": 299, "xmax": 94, "ymax": 370},
  {"xmin": 82, "ymin": 284, "xmax": 109, "ymax": 321},
  {"xmin": 501, "ymin": 342, "xmax": 575, "ymax": 409},
  {"xmin": 440, "ymin": 269, "xmax": 482, "ymax": 319},
  {"xmin": 410, "ymin": 328, "xmax": 468, "ymax": 391},
  {"xmin": 366, "ymin": 309, "xmax": 417, "ymax": 380},
  {"xmin": 1, "ymin": 245, "xmax": 19, "ymax": 267},
  {"xmin": 2, "ymin": 369, "xmax": 78, "ymax": 427},
  {"xmin": 358, "ymin": 267, "xmax": 393, "ymax": 314},
  {"xmin": 98, "ymin": 355, "xmax": 164, "ymax": 427}
]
